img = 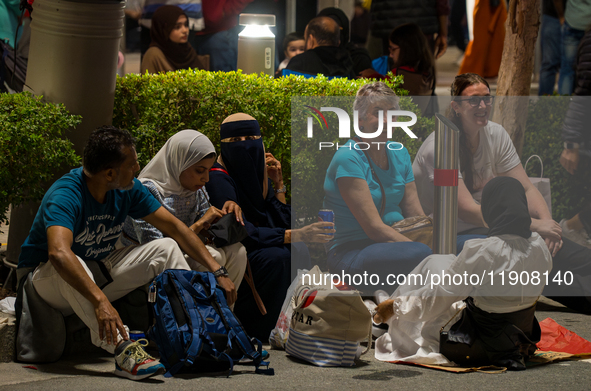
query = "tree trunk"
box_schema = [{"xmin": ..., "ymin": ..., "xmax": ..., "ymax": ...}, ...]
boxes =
[{"xmin": 492, "ymin": 0, "xmax": 540, "ymax": 157}]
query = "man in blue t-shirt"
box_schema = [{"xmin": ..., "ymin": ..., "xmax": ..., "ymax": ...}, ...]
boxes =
[{"xmin": 17, "ymin": 126, "xmax": 237, "ymax": 381}]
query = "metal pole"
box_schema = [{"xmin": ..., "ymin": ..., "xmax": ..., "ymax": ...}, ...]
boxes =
[
  {"xmin": 433, "ymin": 114, "xmax": 460, "ymax": 254},
  {"xmin": 286, "ymin": 0, "xmax": 296, "ymax": 34}
]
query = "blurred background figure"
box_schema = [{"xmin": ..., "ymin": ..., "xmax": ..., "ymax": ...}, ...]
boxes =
[
  {"xmin": 367, "ymin": 0, "xmax": 449, "ymax": 60},
  {"xmin": 0, "ymin": 0, "xmax": 22, "ymax": 49},
  {"xmin": 141, "ymin": 5, "xmax": 209, "ymax": 74},
  {"xmin": 276, "ymin": 32, "xmax": 304, "ymax": 76},
  {"xmin": 350, "ymin": 0, "xmax": 371, "ymax": 48},
  {"xmin": 317, "ymin": 6, "xmax": 373, "ymax": 76},
  {"xmin": 139, "ymin": 0, "xmax": 205, "ymax": 60},
  {"xmin": 538, "ymin": 0, "xmax": 566, "ymax": 95},
  {"xmin": 448, "ymin": 0, "xmax": 468, "ymax": 66},
  {"xmin": 558, "ymin": 0, "xmax": 591, "ymax": 95},
  {"xmin": 0, "ymin": 0, "xmax": 32, "ymax": 93},
  {"xmin": 388, "ymin": 23, "xmax": 437, "ymax": 116},
  {"xmin": 285, "ymin": 16, "xmax": 356, "ymax": 79},
  {"xmin": 559, "ymin": 27, "xmax": 591, "ymax": 248},
  {"xmin": 190, "ymin": 0, "xmax": 254, "ymax": 72},
  {"xmin": 458, "ymin": 0, "xmax": 507, "ymax": 78}
]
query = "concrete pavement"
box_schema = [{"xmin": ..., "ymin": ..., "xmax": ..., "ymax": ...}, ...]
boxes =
[{"xmin": 0, "ymin": 296, "xmax": 588, "ymax": 390}]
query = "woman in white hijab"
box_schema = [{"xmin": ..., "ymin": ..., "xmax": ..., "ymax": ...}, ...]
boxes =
[{"xmin": 120, "ymin": 129, "xmax": 247, "ymax": 290}]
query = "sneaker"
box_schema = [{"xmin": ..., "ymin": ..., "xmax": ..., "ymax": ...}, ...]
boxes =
[
  {"xmin": 364, "ymin": 299, "xmax": 377, "ymax": 316},
  {"xmin": 115, "ymin": 339, "xmax": 165, "ymax": 380},
  {"xmin": 560, "ymin": 219, "xmax": 591, "ymax": 249},
  {"xmin": 373, "ymin": 289, "xmax": 390, "ymax": 304},
  {"xmin": 364, "ymin": 299, "xmax": 388, "ymax": 339},
  {"xmin": 238, "ymin": 349, "xmax": 270, "ymax": 364},
  {"xmin": 372, "ymin": 322, "xmax": 389, "ymax": 339}
]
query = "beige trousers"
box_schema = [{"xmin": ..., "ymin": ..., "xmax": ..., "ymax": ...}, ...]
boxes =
[
  {"xmin": 32, "ymin": 238, "xmax": 190, "ymax": 354},
  {"xmin": 186, "ymin": 242, "xmax": 247, "ymax": 292}
]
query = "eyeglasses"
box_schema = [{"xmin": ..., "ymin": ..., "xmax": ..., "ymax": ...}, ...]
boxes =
[{"xmin": 457, "ymin": 96, "xmax": 494, "ymax": 107}]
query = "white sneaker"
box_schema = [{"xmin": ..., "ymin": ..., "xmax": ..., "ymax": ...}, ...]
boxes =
[
  {"xmin": 373, "ymin": 289, "xmax": 390, "ymax": 304},
  {"xmin": 560, "ymin": 219, "xmax": 591, "ymax": 249},
  {"xmin": 114, "ymin": 339, "xmax": 165, "ymax": 380},
  {"xmin": 364, "ymin": 299, "xmax": 388, "ymax": 338}
]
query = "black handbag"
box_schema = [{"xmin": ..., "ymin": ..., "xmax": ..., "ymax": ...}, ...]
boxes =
[{"xmin": 201, "ymin": 212, "xmax": 249, "ymax": 248}]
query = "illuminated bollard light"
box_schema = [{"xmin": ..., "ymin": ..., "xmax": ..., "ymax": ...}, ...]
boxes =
[
  {"xmin": 237, "ymin": 13, "xmax": 276, "ymax": 76},
  {"xmin": 433, "ymin": 114, "xmax": 460, "ymax": 255}
]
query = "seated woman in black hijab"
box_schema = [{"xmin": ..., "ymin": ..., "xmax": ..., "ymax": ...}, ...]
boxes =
[
  {"xmin": 372, "ymin": 177, "xmax": 553, "ymax": 370},
  {"xmin": 205, "ymin": 113, "xmax": 333, "ymax": 341}
]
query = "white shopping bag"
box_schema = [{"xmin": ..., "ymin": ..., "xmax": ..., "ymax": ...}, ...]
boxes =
[
  {"xmin": 525, "ymin": 155, "xmax": 552, "ymax": 216},
  {"xmin": 269, "ymin": 269, "xmax": 308, "ymax": 349}
]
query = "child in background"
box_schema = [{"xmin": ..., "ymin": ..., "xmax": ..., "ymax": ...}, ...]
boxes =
[{"xmin": 276, "ymin": 32, "xmax": 304, "ymax": 76}]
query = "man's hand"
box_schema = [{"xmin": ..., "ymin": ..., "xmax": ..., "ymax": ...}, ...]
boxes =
[
  {"xmin": 222, "ymin": 200, "xmax": 244, "ymax": 225},
  {"xmin": 216, "ymin": 276, "xmax": 237, "ymax": 306},
  {"xmin": 434, "ymin": 35, "xmax": 448, "ymax": 59},
  {"xmin": 95, "ymin": 298, "xmax": 128, "ymax": 345},
  {"xmin": 358, "ymin": 68, "xmax": 378, "ymax": 78},
  {"xmin": 292, "ymin": 222, "xmax": 335, "ymax": 243},
  {"xmin": 435, "ymin": 15, "xmax": 448, "ymax": 59},
  {"xmin": 265, "ymin": 152, "xmax": 283, "ymax": 185},
  {"xmin": 560, "ymin": 148, "xmax": 580, "ymax": 175}
]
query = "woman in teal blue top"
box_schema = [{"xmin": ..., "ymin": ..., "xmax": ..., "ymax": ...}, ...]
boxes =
[{"xmin": 323, "ymin": 82, "xmax": 432, "ymax": 292}]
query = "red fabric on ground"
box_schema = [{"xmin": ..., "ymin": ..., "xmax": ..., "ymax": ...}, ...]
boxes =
[{"xmin": 537, "ymin": 317, "xmax": 591, "ymax": 355}]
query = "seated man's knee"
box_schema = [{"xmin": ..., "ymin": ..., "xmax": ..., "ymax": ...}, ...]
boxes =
[{"xmin": 151, "ymin": 237, "xmax": 189, "ymax": 269}]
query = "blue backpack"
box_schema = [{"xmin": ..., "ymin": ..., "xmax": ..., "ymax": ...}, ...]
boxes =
[{"xmin": 148, "ymin": 269, "xmax": 273, "ymax": 377}]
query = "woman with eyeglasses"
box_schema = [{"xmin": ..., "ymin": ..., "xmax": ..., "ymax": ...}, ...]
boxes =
[{"xmin": 412, "ymin": 73, "xmax": 563, "ymax": 257}]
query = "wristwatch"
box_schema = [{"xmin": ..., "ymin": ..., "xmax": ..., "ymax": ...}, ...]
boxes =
[
  {"xmin": 275, "ymin": 184, "xmax": 287, "ymax": 194},
  {"xmin": 564, "ymin": 142, "xmax": 580, "ymax": 150},
  {"xmin": 213, "ymin": 266, "xmax": 229, "ymax": 278}
]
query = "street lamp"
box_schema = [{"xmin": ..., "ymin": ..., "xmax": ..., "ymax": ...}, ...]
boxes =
[{"xmin": 237, "ymin": 13, "xmax": 276, "ymax": 76}]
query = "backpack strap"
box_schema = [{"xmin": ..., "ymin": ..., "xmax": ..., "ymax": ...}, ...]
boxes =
[
  {"xmin": 213, "ymin": 293, "xmax": 273, "ymax": 375},
  {"xmin": 174, "ymin": 272, "xmax": 240, "ymax": 375},
  {"xmin": 164, "ymin": 272, "xmax": 208, "ymax": 377}
]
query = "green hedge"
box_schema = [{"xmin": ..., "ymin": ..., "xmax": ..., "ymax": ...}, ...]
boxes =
[
  {"xmin": 113, "ymin": 70, "xmax": 434, "ymax": 220},
  {"xmin": 0, "ymin": 92, "xmax": 80, "ymax": 225},
  {"xmin": 114, "ymin": 70, "xmax": 410, "ymax": 171},
  {"xmin": 5, "ymin": 72, "xmax": 577, "ymax": 229}
]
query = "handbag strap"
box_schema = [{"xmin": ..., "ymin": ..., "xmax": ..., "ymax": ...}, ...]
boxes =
[
  {"xmin": 524, "ymin": 155, "xmax": 544, "ymax": 178},
  {"xmin": 354, "ymin": 137, "xmax": 386, "ymax": 217},
  {"xmin": 439, "ymin": 306, "xmax": 464, "ymax": 333},
  {"xmin": 243, "ymin": 260, "xmax": 267, "ymax": 315}
]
